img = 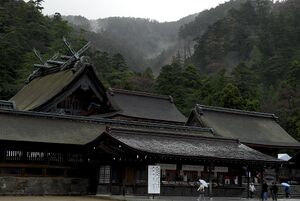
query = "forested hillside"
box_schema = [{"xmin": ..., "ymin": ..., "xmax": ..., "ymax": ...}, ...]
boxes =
[
  {"xmin": 179, "ymin": 0, "xmax": 247, "ymax": 40},
  {"xmin": 157, "ymin": 0, "xmax": 300, "ymax": 140}
]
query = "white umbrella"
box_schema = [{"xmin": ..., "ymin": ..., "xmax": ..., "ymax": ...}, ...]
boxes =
[
  {"xmin": 199, "ymin": 179, "xmax": 208, "ymax": 187},
  {"xmin": 278, "ymin": 154, "xmax": 292, "ymax": 161},
  {"xmin": 281, "ymin": 182, "xmax": 290, "ymax": 187}
]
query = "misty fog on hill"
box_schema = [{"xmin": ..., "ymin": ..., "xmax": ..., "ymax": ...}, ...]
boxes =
[{"xmin": 62, "ymin": 0, "xmax": 244, "ymax": 74}]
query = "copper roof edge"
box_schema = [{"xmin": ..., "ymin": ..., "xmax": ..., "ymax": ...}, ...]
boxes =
[
  {"xmin": 196, "ymin": 104, "xmax": 278, "ymax": 119},
  {"xmin": 112, "ymin": 113, "xmax": 186, "ymax": 123},
  {"xmin": 244, "ymin": 141, "xmax": 300, "ymax": 149}
]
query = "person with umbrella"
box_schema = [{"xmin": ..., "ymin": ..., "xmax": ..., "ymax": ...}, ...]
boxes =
[
  {"xmin": 197, "ymin": 179, "xmax": 207, "ymax": 201},
  {"xmin": 281, "ymin": 182, "xmax": 291, "ymax": 198},
  {"xmin": 249, "ymin": 182, "xmax": 256, "ymax": 198}
]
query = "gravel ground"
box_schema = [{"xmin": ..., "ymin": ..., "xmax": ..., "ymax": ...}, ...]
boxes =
[{"xmin": 0, "ymin": 196, "xmax": 113, "ymax": 201}]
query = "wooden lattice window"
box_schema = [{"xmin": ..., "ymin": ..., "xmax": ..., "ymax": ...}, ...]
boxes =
[{"xmin": 99, "ymin": 165, "xmax": 111, "ymax": 184}]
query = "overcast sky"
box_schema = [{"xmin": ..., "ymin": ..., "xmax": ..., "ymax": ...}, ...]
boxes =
[{"xmin": 40, "ymin": 0, "xmax": 229, "ymax": 22}]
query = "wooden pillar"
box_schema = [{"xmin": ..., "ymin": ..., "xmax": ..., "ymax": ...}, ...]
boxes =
[
  {"xmin": 95, "ymin": 162, "xmax": 100, "ymax": 194},
  {"xmin": 247, "ymin": 166, "xmax": 250, "ymax": 199},
  {"xmin": 260, "ymin": 165, "xmax": 264, "ymax": 201},
  {"xmin": 109, "ymin": 163, "xmax": 112, "ymax": 195},
  {"xmin": 63, "ymin": 152, "xmax": 68, "ymax": 177},
  {"xmin": 275, "ymin": 164, "xmax": 279, "ymax": 183},
  {"xmin": 122, "ymin": 165, "xmax": 126, "ymax": 196},
  {"xmin": 63, "ymin": 152, "xmax": 68, "ymax": 166},
  {"xmin": 43, "ymin": 168, "xmax": 47, "ymax": 176},
  {"xmin": 209, "ymin": 163, "xmax": 213, "ymax": 198},
  {"xmin": 0, "ymin": 148, "xmax": 4, "ymax": 162}
]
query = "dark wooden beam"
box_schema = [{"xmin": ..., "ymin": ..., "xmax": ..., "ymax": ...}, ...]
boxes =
[
  {"xmin": 34, "ymin": 64, "xmax": 50, "ymax": 69},
  {"xmin": 46, "ymin": 60, "xmax": 64, "ymax": 66}
]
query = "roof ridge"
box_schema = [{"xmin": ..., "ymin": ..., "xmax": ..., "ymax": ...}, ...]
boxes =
[
  {"xmin": 108, "ymin": 127, "xmax": 238, "ymax": 143},
  {"xmin": 108, "ymin": 88, "xmax": 174, "ymax": 102},
  {"xmin": 0, "ymin": 109, "xmax": 210, "ymax": 133},
  {"xmin": 28, "ymin": 40, "xmax": 91, "ymax": 82},
  {"xmin": 27, "ymin": 62, "xmax": 90, "ymax": 83},
  {"xmin": 196, "ymin": 104, "xmax": 278, "ymax": 119}
]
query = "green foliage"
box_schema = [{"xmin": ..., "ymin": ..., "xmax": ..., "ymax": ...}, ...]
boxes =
[
  {"xmin": 219, "ymin": 83, "xmax": 243, "ymax": 109},
  {"xmin": 90, "ymin": 50, "xmax": 154, "ymax": 92},
  {"xmin": 155, "ymin": 60, "xmax": 262, "ymax": 115},
  {"xmin": 232, "ymin": 62, "xmax": 259, "ymax": 102},
  {"xmin": 112, "ymin": 53, "xmax": 127, "ymax": 71},
  {"xmin": 287, "ymin": 60, "xmax": 300, "ymax": 89}
]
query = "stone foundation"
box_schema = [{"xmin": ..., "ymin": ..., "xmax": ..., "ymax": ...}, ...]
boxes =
[{"xmin": 0, "ymin": 177, "xmax": 91, "ymax": 195}]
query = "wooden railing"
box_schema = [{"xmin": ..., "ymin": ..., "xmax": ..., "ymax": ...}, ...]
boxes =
[{"xmin": 0, "ymin": 149, "xmax": 88, "ymax": 166}]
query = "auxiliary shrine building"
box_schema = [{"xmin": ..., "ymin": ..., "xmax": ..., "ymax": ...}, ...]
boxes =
[{"xmin": 0, "ymin": 47, "xmax": 299, "ymax": 196}]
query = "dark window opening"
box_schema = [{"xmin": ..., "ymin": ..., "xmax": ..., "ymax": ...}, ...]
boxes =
[
  {"xmin": 0, "ymin": 167, "xmax": 21, "ymax": 175},
  {"xmin": 56, "ymin": 85, "xmax": 107, "ymax": 116},
  {"xmin": 136, "ymin": 166, "xmax": 147, "ymax": 184},
  {"xmin": 67, "ymin": 169, "xmax": 87, "ymax": 177},
  {"xmin": 25, "ymin": 168, "xmax": 43, "ymax": 176},
  {"xmin": 46, "ymin": 168, "xmax": 65, "ymax": 176}
]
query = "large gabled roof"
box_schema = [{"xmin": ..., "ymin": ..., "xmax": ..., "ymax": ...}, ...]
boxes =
[
  {"xmin": 102, "ymin": 88, "xmax": 187, "ymax": 124},
  {"xmin": 10, "ymin": 64, "xmax": 108, "ymax": 111},
  {"xmin": 102, "ymin": 127, "xmax": 282, "ymax": 164},
  {"xmin": 186, "ymin": 104, "xmax": 300, "ymax": 149}
]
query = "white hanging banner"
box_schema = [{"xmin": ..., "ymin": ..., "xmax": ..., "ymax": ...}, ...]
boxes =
[{"xmin": 148, "ymin": 165, "xmax": 161, "ymax": 194}]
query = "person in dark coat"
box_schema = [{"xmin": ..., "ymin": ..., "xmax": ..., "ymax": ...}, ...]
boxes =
[
  {"xmin": 270, "ymin": 182, "xmax": 278, "ymax": 201},
  {"xmin": 285, "ymin": 185, "xmax": 291, "ymax": 198},
  {"xmin": 262, "ymin": 182, "xmax": 268, "ymax": 201}
]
